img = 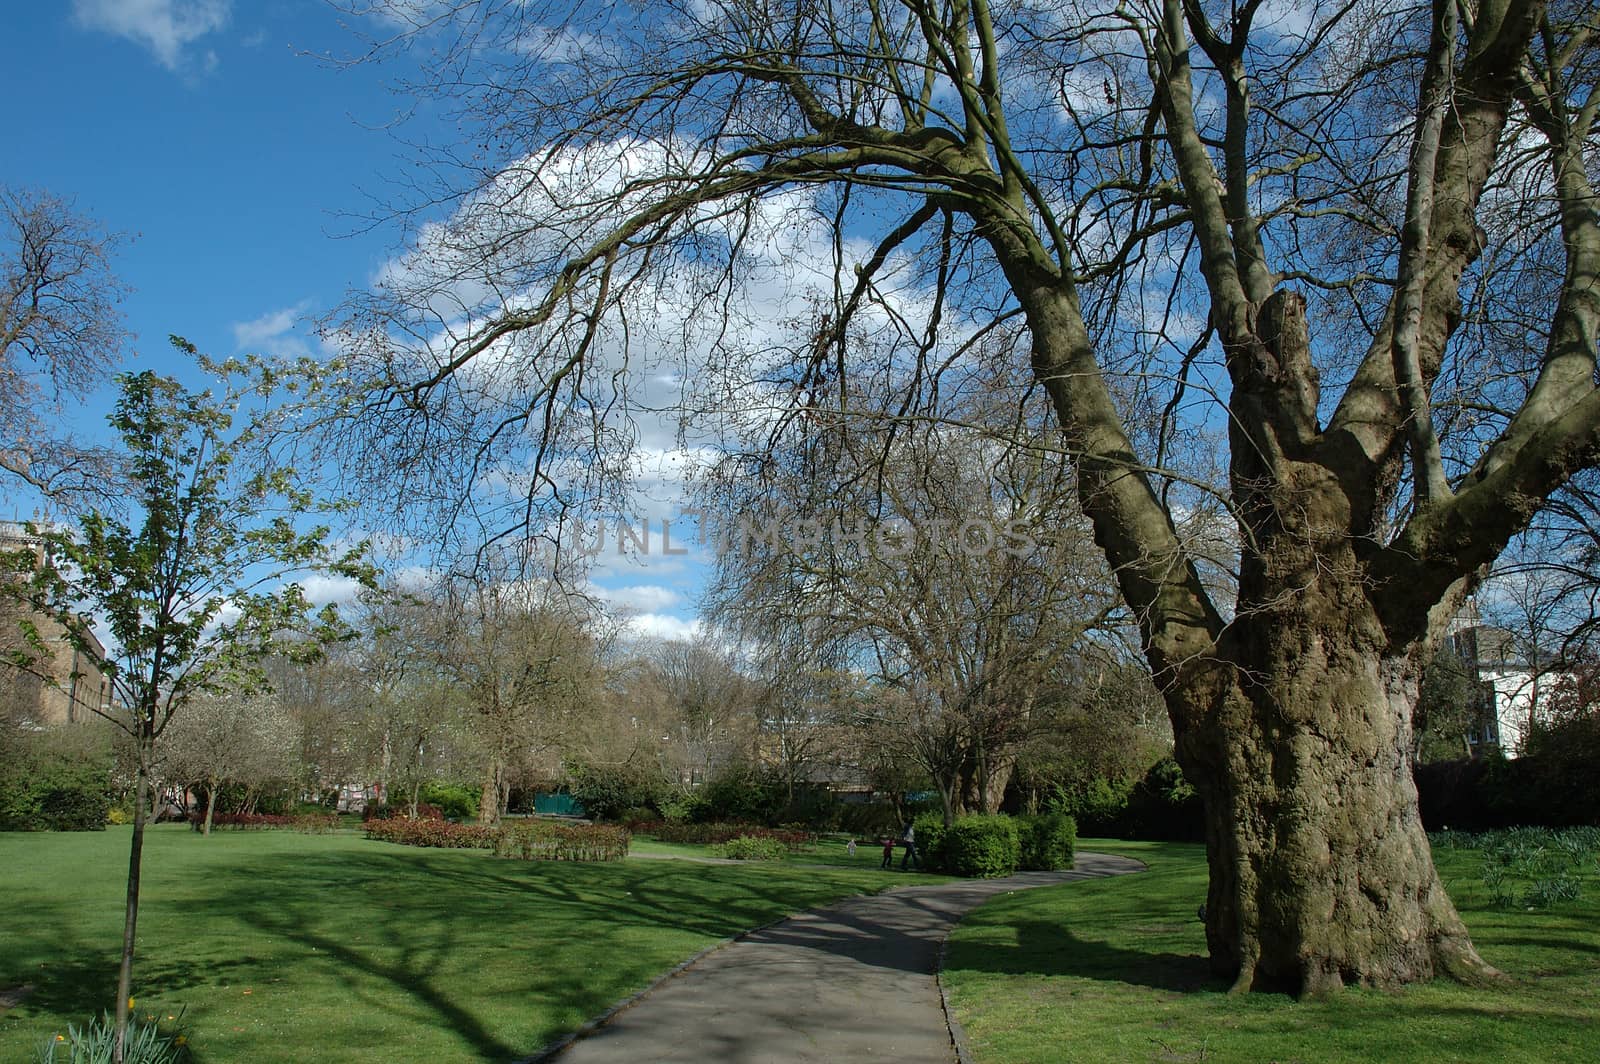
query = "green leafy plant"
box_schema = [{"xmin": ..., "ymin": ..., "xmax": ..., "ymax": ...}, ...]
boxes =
[
  {"xmin": 417, "ymin": 782, "xmax": 479, "ymax": 821},
  {"xmin": 35, "ymin": 1010, "xmax": 190, "ymax": 1064},
  {"xmin": 1432, "ymin": 827, "xmax": 1598, "ymax": 909},
  {"xmin": 721, "ymin": 835, "xmax": 788, "ymax": 861}
]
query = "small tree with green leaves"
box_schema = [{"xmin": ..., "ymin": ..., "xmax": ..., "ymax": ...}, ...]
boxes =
[{"xmin": 2, "ymin": 345, "xmax": 371, "ymax": 1063}]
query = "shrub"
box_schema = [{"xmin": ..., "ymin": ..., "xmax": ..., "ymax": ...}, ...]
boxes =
[
  {"xmin": 565, "ymin": 760, "xmax": 670, "ymax": 821},
  {"xmin": 839, "ymin": 801, "xmax": 900, "ymax": 838},
  {"xmin": 0, "ymin": 760, "xmax": 112, "ymax": 832},
  {"xmin": 1018, "ymin": 812, "xmax": 1077, "ymax": 871},
  {"xmin": 365, "ymin": 815, "xmax": 629, "ymax": 860},
  {"xmin": 1054, "ymin": 777, "xmax": 1134, "ymax": 834},
  {"xmin": 911, "ymin": 812, "xmax": 950, "ymax": 871},
  {"xmin": 721, "ymin": 835, "xmax": 788, "ymax": 861},
  {"xmin": 418, "ymin": 781, "xmax": 480, "ymax": 820},
  {"xmin": 1416, "ymin": 755, "xmax": 1600, "ymax": 831},
  {"xmin": 699, "ymin": 761, "xmax": 788, "ymax": 824},
  {"xmin": 943, "ymin": 815, "xmax": 1021, "ymax": 878},
  {"xmin": 781, "ymin": 787, "xmax": 845, "ymax": 831},
  {"xmin": 656, "ymin": 792, "xmax": 707, "ymax": 823}
]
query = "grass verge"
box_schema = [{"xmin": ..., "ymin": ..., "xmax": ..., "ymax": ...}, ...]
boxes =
[
  {"xmin": 943, "ymin": 839, "xmax": 1600, "ymax": 1063},
  {"xmin": 0, "ymin": 825, "xmax": 909, "ymax": 1062}
]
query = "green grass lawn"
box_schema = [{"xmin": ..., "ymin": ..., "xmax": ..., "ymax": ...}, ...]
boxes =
[
  {"xmin": 944, "ymin": 839, "xmax": 1600, "ymax": 1064},
  {"xmin": 0, "ymin": 825, "xmax": 911, "ymax": 1062}
]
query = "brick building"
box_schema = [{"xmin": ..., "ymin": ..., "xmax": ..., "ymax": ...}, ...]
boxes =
[{"xmin": 1, "ymin": 522, "xmax": 113, "ymax": 727}]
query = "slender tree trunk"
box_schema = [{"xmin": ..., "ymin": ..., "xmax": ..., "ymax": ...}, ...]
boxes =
[
  {"xmin": 114, "ymin": 735, "xmax": 152, "ymax": 1064},
  {"xmin": 378, "ymin": 725, "xmax": 392, "ymax": 808},
  {"xmin": 202, "ymin": 773, "xmax": 217, "ymax": 837}
]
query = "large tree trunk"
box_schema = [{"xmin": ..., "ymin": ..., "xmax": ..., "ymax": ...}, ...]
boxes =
[
  {"xmin": 1169, "ymin": 500, "xmax": 1498, "ymax": 993},
  {"xmin": 478, "ymin": 756, "xmax": 506, "ymax": 826},
  {"xmin": 1176, "ymin": 650, "xmax": 1493, "ymax": 993},
  {"xmin": 957, "ymin": 748, "xmax": 1013, "ymax": 815}
]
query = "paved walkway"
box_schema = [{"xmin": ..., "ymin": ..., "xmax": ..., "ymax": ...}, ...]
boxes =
[{"xmin": 530, "ymin": 852, "xmax": 1145, "ymax": 1064}]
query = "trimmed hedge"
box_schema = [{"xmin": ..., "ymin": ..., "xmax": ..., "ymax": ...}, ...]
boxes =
[
  {"xmin": 1018, "ymin": 812, "xmax": 1076, "ymax": 871},
  {"xmin": 1415, "ymin": 753, "xmax": 1600, "ymax": 831},
  {"xmin": 912, "ymin": 812, "xmax": 949, "ymax": 870}
]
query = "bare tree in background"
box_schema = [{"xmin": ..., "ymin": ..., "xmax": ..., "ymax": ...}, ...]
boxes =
[
  {"xmin": 703, "ymin": 385, "xmax": 1123, "ymax": 820},
  {"xmin": 0, "ymin": 186, "xmax": 127, "ymax": 505},
  {"xmin": 645, "ymin": 634, "xmax": 754, "ymax": 783},
  {"xmin": 418, "ymin": 563, "xmax": 606, "ymax": 825},
  {"xmin": 326, "ymin": 0, "xmax": 1600, "ymax": 992}
]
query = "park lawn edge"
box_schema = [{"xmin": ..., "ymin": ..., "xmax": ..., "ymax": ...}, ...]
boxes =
[
  {"xmin": 0, "ymin": 825, "xmax": 925, "ymax": 1062},
  {"xmin": 941, "ymin": 838, "xmax": 1600, "ymax": 1064}
]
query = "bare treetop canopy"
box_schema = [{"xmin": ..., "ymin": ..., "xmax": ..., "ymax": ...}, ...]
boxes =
[{"xmin": 327, "ymin": 0, "xmax": 1600, "ymax": 995}]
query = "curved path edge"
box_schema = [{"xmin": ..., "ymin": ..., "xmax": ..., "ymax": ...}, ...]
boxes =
[{"xmin": 518, "ymin": 851, "xmax": 1146, "ymax": 1064}]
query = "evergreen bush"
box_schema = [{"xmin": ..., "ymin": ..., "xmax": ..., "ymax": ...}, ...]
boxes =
[
  {"xmin": 943, "ymin": 815, "xmax": 1021, "ymax": 878},
  {"xmin": 1019, "ymin": 812, "xmax": 1077, "ymax": 871},
  {"xmin": 418, "ymin": 781, "xmax": 480, "ymax": 820},
  {"xmin": 0, "ymin": 760, "xmax": 111, "ymax": 831}
]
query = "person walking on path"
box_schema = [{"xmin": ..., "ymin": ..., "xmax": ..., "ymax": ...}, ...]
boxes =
[{"xmin": 899, "ymin": 821, "xmax": 918, "ymax": 871}]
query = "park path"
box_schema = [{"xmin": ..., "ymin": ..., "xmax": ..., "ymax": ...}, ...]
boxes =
[{"xmin": 527, "ymin": 852, "xmax": 1145, "ymax": 1064}]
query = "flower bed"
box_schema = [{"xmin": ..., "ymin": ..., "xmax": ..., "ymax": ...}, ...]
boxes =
[
  {"xmin": 496, "ymin": 820, "xmax": 630, "ymax": 862},
  {"xmin": 364, "ymin": 816, "xmax": 629, "ymax": 861},
  {"xmin": 626, "ymin": 820, "xmax": 815, "ymax": 853},
  {"xmin": 362, "ymin": 817, "xmax": 499, "ymax": 849},
  {"xmin": 190, "ymin": 813, "xmax": 339, "ymax": 834}
]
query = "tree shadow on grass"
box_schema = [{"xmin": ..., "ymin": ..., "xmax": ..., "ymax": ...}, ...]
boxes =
[
  {"xmin": 12, "ymin": 953, "xmax": 256, "ymax": 1030},
  {"xmin": 947, "ymin": 918, "xmax": 1222, "ymax": 994},
  {"xmin": 148, "ymin": 843, "xmax": 902, "ymax": 1059}
]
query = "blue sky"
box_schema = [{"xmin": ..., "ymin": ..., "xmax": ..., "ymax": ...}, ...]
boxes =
[{"xmin": 2, "ymin": 1, "xmax": 707, "ymax": 640}]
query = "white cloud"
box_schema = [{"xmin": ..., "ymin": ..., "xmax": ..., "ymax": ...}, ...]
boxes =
[
  {"xmin": 622, "ymin": 612, "xmax": 702, "ymax": 641},
  {"xmin": 299, "ymin": 574, "xmax": 365, "ymax": 609},
  {"xmin": 594, "ymin": 583, "xmax": 681, "ymax": 613},
  {"xmin": 72, "ymin": 0, "xmax": 231, "ymax": 72},
  {"xmin": 232, "ymin": 301, "xmax": 314, "ymax": 359}
]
